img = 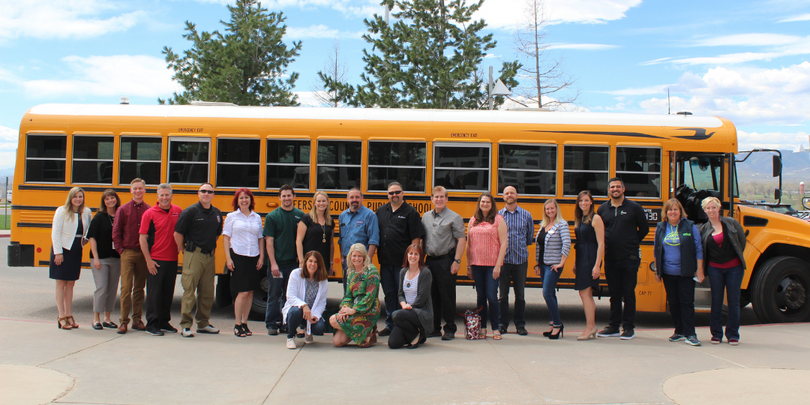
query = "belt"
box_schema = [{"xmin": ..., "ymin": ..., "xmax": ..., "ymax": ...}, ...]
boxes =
[
  {"xmin": 194, "ymin": 246, "xmax": 214, "ymax": 255},
  {"xmin": 427, "ymin": 250, "xmax": 455, "ymax": 259}
]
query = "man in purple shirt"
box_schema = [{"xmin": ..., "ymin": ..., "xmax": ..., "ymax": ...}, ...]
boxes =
[{"xmin": 112, "ymin": 178, "xmax": 151, "ymax": 334}]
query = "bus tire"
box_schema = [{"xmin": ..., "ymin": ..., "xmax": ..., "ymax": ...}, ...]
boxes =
[
  {"xmin": 751, "ymin": 256, "xmax": 810, "ymax": 323},
  {"xmin": 248, "ymin": 275, "xmax": 269, "ymax": 321},
  {"xmin": 215, "ymin": 272, "xmax": 233, "ymax": 309}
]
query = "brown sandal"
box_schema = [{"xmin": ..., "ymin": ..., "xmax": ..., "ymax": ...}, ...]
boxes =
[
  {"xmin": 58, "ymin": 317, "xmax": 72, "ymax": 330},
  {"xmin": 359, "ymin": 332, "xmax": 378, "ymax": 348},
  {"xmin": 66, "ymin": 316, "xmax": 79, "ymax": 329}
]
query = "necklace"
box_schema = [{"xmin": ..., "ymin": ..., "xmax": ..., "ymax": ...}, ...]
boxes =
[{"xmin": 318, "ymin": 218, "xmax": 326, "ymax": 243}]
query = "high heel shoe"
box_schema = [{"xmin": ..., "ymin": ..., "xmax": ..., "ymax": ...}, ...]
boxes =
[
  {"xmin": 542, "ymin": 323, "xmax": 554, "ymax": 337},
  {"xmin": 548, "ymin": 324, "xmax": 564, "ymax": 340},
  {"xmin": 58, "ymin": 317, "xmax": 72, "ymax": 330},
  {"xmin": 577, "ymin": 327, "xmax": 598, "ymax": 341},
  {"xmin": 66, "ymin": 316, "xmax": 79, "ymax": 329}
]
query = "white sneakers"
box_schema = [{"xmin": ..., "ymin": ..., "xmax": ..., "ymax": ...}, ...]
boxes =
[
  {"xmin": 286, "ymin": 338, "xmax": 297, "ymax": 349},
  {"xmin": 304, "ymin": 334, "xmax": 314, "ymax": 344},
  {"xmin": 196, "ymin": 325, "xmax": 220, "ymax": 334}
]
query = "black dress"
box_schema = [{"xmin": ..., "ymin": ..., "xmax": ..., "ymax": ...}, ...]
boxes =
[
  {"xmin": 574, "ymin": 221, "xmax": 600, "ymax": 291},
  {"xmin": 49, "ymin": 216, "xmax": 84, "ymax": 281},
  {"xmin": 300, "ymin": 213, "xmax": 335, "ymax": 272}
]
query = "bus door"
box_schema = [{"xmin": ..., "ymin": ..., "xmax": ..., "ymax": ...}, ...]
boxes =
[{"xmin": 672, "ymin": 152, "xmax": 729, "ymax": 311}]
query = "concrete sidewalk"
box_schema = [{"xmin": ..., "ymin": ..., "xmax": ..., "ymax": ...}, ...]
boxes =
[{"xmin": 1, "ymin": 318, "xmax": 808, "ymax": 405}]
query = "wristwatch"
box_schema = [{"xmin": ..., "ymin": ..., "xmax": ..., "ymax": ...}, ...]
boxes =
[{"xmin": 454, "ymin": 259, "xmax": 461, "ymax": 264}]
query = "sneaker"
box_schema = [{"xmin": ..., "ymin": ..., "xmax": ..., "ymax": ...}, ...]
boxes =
[
  {"xmin": 669, "ymin": 333, "xmax": 686, "ymax": 342},
  {"xmin": 286, "ymin": 338, "xmax": 297, "ymax": 349},
  {"xmin": 196, "ymin": 325, "xmax": 220, "ymax": 334},
  {"xmin": 267, "ymin": 327, "xmax": 279, "ymax": 336},
  {"xmin": 181, "ymin": 328, "xmax": 194, "ymax": 338},
  {"xmin": 146, "ymin": 328, "xmax": 164, "ymax": 336},
  {"xmin": 710, "ymin": 337, "xmax": 722, "ymax": 344},
  {"xmin": 685, "ymin": 336, "xmax": 701, "ymax": 346},
  {"xmin": 160, "ymin": 324, "xmax": 178, "ymax": 333},
  {"xmin": 620, "ymin": 329, "xmax": 635, "ymax": 340},
  {"xmin": 378, "ymin": 328, "xmax": 392, "ymax": 337},
  {"xmin": 441, "ymin": 331, "xmax": 455, "ymax": 341},
  {"xmin": 728, "ymin": 338, "xmax": 739, "ymax": 346},
  {"xmin": 597, "ymin": 326, "xmax": 620, "ymax": 338},
  {"xmin": 304, "ymin": 334, "xmax": 314, "ymax": 344}
]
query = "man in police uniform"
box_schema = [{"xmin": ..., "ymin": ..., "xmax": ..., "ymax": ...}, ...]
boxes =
[
  {"xmin": 174, "ymin": 183, "xmax": 223, "ymax": 338},
  {"xmin": 375, "ymin": 182, "xmax": 424, "ymax": 336}
]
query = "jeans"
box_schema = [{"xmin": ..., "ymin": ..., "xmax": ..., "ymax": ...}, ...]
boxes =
[
  {"xmin": 707, "ymin": 264, "xmax": 744, "ymax": 341},
  {"xmin": 542, "ymin": 265, "xmax": 562, "ymax": 326},
  {"xmin": 498, "ymin": 262, "xmax": 527, "ymax": 329},
  {"xmin": 266, "ymin": 264, "xmax": 295, "ymax": 330},
  {"xmin": 427, "ymin": 253, "xmax": 457, "ymax": 334},
  {"xmin": 662, "ymin": 274, "xmax": 696, "ymax": 337},
  {"xmin": 285, "ymin": 306, "xmax": 325, "ymax": 339},
  {"xmin": 471, "ymin": 265, "xmax": 500, "ymax": 331},
  {"xmin": 604, "ymin": 258, "xmax": 640, "ymax": 330},
  {"xmin": 379, "ymin": 263, "xmax": 399, "ymax": 330}
]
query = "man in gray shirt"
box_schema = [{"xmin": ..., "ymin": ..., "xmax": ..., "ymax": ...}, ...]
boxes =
[{"xmin": 422, "ymin": 186, "xmax": 466, "ymax": 340}]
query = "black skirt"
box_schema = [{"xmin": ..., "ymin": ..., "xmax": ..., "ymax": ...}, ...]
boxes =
[
  {"xmin": 49, "ymin": 236, "xmax": 83, "ymax": 281},
  {"xmin": 574, "ymin": 222, "xmax": 600, "ymax": 291},
  {"xmin": 230, "ymin": 250, "xmax": 261, "ymax": 293}
]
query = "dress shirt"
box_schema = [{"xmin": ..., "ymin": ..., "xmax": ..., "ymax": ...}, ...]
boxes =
[
  {"xmin": 498, "ymin": 205, "xmax": 535, "ymax": 265},
  {"xmin": 223, "ymin": 210, "xmax": 263, "ymax": 257},
  {"xmin": 112, "ymin": 199, "xmax": 151, "ymax": 254},
  {"xmin": 338, "ymin": 206, "xmax": 379, "ymax": 257}
]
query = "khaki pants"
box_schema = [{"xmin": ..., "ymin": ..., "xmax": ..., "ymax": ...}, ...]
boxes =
[
  {"xmin": 119, "ymin": 249, "xmax": 147, "ymax": 325},
  {"xmin": 180, "ymin": 248, "xmax": 216, "ymax": 329}
]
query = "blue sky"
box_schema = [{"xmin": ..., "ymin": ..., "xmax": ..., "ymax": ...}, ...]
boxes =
[{"xmin": 1, "ymin": 0, "xmax": 809, "ymax": 177}]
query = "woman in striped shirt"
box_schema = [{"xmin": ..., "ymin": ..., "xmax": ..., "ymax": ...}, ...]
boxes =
[
  {"xmin": 534, "ymin": 199, "xmax": 571, "ymax": 339},
  {"xmin": 466, "ymin": 193, "xmax": 508, "ymax": 340}
]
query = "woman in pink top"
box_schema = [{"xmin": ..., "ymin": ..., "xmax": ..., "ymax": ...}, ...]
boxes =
[{"xmin": 465, "ymin": 193, "xmax": 508, "ymax": 340}]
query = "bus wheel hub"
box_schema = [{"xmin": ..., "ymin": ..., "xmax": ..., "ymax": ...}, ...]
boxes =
[{"xmin": 778, "ymin": 277, "xmax": 806, "ymax": 311}]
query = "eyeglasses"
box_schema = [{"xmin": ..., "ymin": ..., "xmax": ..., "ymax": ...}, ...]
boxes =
[
  {"xmin": 388, "ymin": 190, "xmax": 402, "ymax": 195},
  {"xmin": 199, "ymin": 190, "xmax": 214, "ymax": 194}
]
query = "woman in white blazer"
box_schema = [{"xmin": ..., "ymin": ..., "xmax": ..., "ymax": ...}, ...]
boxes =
[
  {"xmin": 282, "ymin": 251, "xmax": 329, "ymax": 349},
  {"xmin": 51, "ymin": 187, "xmax": 92, "ymax": 330}
]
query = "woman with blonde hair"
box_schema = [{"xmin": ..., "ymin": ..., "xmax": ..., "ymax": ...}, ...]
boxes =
[
  {"xmin": 534, "ymin": 198, "xmax": 570, "ymax": 339},
  {"xmin": 572, "ymin": 191, "xmax": 604, "ymax": 340},
  {"xmin": 330, "ymin": 243, "xmax": 380, "ymax": 347},
  {"xmin": 87, "ymin": 189, "xmax": 122, "ymax": 330},
  {"xmin": 51, "ymin": 187, "xmax": 92, "ymax": 329},
  {"xmin": 296, "ymin": 191, "xmax": 335, "ymax": 274}
]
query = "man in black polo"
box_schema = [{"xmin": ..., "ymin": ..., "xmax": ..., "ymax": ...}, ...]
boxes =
[
  {"xmin": 174, "ymin": 183, "xmax": 223, "ymax": 338},
  {"xmin": 596, "ymin": 177, "xmax": 649, "ymax": 340},
  {"xmin": 376, "ymin": 182, "xmax": 425, "ymax": 336}
]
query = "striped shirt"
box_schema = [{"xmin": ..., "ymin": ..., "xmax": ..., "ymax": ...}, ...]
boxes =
[
  {"xmin": 468, "ymin": 215, "xmax": 503, "ymax": 266},
  {"xmin": 536, "ymin": 221, "xmax": 571, "ymax": 265},
  {"xmin": 498, "ymin": 205, "xmax": 534, "ymax": 265}
]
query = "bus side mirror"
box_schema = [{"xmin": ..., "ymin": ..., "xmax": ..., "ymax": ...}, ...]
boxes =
[
  {"xmin": 803, "ymin": 197, "xmax": 810, "ymax": 210},
  {"xmin": 773, "ymin": 155, "xmax": 782, "ymax": 177},
  {"xmin": 774, "ymin": 188, "xmax": 782, "ymax": 201}
]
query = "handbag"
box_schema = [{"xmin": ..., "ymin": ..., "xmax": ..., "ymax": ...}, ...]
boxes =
[{"xmin": 459, "ymin": 306, "xmax": 483, "ymax": 340}]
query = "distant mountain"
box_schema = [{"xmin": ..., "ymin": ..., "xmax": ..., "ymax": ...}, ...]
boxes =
[{"xmin": 736, "ymin": 150, "xmax": 810, "ymax": 182}]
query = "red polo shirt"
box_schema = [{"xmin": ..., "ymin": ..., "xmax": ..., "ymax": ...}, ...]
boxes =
[{"xmin": 139, "ymin": 203, "xmax": 182, "ymax": 261}]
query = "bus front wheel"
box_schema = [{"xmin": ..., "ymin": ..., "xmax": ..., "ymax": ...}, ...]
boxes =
[
  {"xmin": 751, "ymin": 256, "xmax": 810, "ymax": 323},
  {"xmin": 249, "ymin": 276, "xmax": 269, "ymax": 321}
]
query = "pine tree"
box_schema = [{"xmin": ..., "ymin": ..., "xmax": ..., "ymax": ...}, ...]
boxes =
[{"xmin": 160, "ymin": 0, "xmax": 302, "ymax": 106}]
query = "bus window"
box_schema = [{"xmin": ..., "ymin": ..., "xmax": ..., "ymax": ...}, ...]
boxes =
[
  {"xmin": 120, "ymin": 137, "xmax": 161, "ymax": 185},
  {"xmin": 267, "ymin": 139, "xmax": 310, "ymax": 190},
  {"xmin": 368, "ymin": 141, "xmax": 426, "ymax": 193},
  {"xmin": 684, "ymin": 156, "xmax": 722, "ymax": 193},
  {"xmin": 73, "ymin": 136, "xmax": 114, "ymax": 185},
  {"xmin": 169, "ymin": 138, "xmax": 210, "ymax": 184},
  {"xmin": 563, "ymin": 145, "xmax": 608, "ymax": 197},
  {"xmin": 616, "ymin": 147, "xmax": 661, "ymax": 198},
  {"xmin": 25, "ymin": 134, "xmax": 67, "ymax": 183},
  {"xmin": 317, "ymin": 140, "xmax": 361, "ymax": 190},
  {"xmin": 498, "ymin": 143, "xmax": 556, "ymax": 195},
  {"xmin": 217, "ymin": 138, "xmax": 260, "ymax": 188},
  {"xmin": 434, "ymin": 142, "xmax": 491, "ymax": 192}
]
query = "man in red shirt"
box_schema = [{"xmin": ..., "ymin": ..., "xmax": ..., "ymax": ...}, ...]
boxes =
[
  {"xmin": 112, "ymin": 178, "xmax": 150, "ymax": 334},
  {"xmin": 139, "ymin": 183, "xmax": 182, "ymax": 336}
]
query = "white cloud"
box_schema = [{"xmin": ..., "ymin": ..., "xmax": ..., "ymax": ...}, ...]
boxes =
[
  {"xmin": 603, "ymin": 85, "xmax": 672, "ymax": 96},
  {"xmin": 478, "ymin": 0, "xmax": 641, "ymax": 30},
  {"xmin": 0, "ymin": 125, "xmax": 19, "ymax": 173},
  {"xmin": 547, "ymin": 43, "xmax": 618, "ymax": 50},
  {"xmin": 635, "ymin": 62, "xmax": 810, "ymax": 127},
  {"xmin": 693, "ymin": 33, "xmax": 802, "ymax": 47},
  {"xmin": 194, "ymin": 0, "xmax": 382, "ymax": 18},
  {"xmin": 21, "ymin": 55, "xmax": 181, "ymax": 98},
  {"xmin": 671, "ymin": 34, "xmax": 810, "ymax": 65},
  {"xmin": 286, "ymin": 24, "xmax": 363, "ymax": 39},
  {"xmin": 779, "ymin": 13, "xmax": 810, "ymax": 23},
  {"xmin": 738, "ymin": 130, "xmax": 809, "ymax": 150},
  {"xmin": 0, "ymin": 0, "xmax": 146, "ymax": 40}
]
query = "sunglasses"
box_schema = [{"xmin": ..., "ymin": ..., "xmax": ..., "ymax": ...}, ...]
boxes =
[
  {"xmin": 199, "ymin": 190, "xmax": 214, "ymax": 194},
  {"xmin": 388, "ymin": 190, "xmax": 402, "ymax": 195}
]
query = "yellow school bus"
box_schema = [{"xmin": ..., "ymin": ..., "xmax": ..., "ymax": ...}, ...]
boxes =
[{"xmin": 9, "ymin": 103, "xmax": 810, "ymax": 323}]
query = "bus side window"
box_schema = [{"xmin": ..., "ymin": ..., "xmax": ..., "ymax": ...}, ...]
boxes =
[
  {"xmin": 563, "ymin": 145, "xmax": 608, "ymax": 197},
  {"xmin": 498, "ymin": 143, "xmax": 556, "ymax": 195},
  {"xmin": 616, "ymin": 147, "xmax": 661, "ymax": 198},
  {"xmin": 267, "ymin": 139, "xmax": 310, "ymax": 190},
  {"xmin": 26, "ymin": 134, "xmax": 67, "ymax": 183},
  {"xmin": 434, "ymin": 142, "xmax": 491, "ymax": 192},
  {"xmin": 368, "ymin": 141, "xmax": 426, "ymax": 193},
  {"xmin": 120, "ymin": 137, "xmax": 161, "ymax": 185},
  {"xmin": 169, "ymin": 138, "xmax": 210, "ymax": 184},
  {"xmin": 73, "ymin": 136, "xmax": 114, "ymax": 185},
  {"xmin": 217, "ymin": 138, "xmax": 260, "ymax": 188},
  {"xmin": 317, "ymin": 140, "xmax": 361, "ymax": 190}
]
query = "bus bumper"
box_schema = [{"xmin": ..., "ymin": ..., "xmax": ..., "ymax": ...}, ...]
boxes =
[{"xmin": 8, "ymin": 242, "xmax": 35, "ymax": 267}]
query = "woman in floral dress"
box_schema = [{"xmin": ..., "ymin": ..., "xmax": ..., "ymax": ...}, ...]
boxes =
[{"xmin": 330, "ymin": 243, "xmax": 380, "ymax": 347}]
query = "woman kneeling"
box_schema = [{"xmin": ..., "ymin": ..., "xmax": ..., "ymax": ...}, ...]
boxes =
[
  {"xmin": 330, "ymin": 243, "xmax": 380, "ymax": 348},
  {"xmin": 389, "ymin": 244, "xmax": 433, "ymax": 349},
  {"xmin": 283, "ymin": 251, "xmax": 329, "ymax": 349}
]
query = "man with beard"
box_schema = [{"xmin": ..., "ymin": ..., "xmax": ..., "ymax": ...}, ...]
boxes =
[
  {"xmin": 596, "ymin": 178, "xmax": 649, "ymax": 340},
  {"xmin": 338, "ymin": 188, "xmax": 378, "ymax": 285},
  {"xmin": 497, "ymin": 186, "xmax": 534, "ymax": 336}
]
